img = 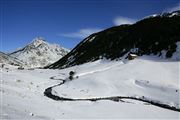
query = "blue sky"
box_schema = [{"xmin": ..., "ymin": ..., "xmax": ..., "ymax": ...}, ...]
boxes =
[{"xmin": 1, "ymin": 0, "xmax": 180, "ymax": 52}]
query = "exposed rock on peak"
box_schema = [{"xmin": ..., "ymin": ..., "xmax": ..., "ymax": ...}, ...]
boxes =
[{"xmin": 9, "ymin": 37, "xmax": 69, "ymax": 68}]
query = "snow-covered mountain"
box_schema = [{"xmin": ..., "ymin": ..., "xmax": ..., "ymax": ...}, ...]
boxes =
[
  {"xmin": 1, "ymin": 10, "xmax": 180, "ymax": 119},
  {"xmin": 46, "ymin": 10, "xmax": 180, "ymax": 69},
  {"xmin": 0, "ymin": 51, "xmax": 24, "ymax": 66},
  {"xmin": 9, "ymin": 37, "xmax": 69, "ymax": 67},
  {"xmin": 144, "ymin": 10, "xmax": 180, "ymax": 19}
]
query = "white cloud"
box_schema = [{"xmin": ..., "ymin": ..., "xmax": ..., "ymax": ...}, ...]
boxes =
[
  {"xmin": 59, "ymin": 28, "xmax": 102, "ymax": 39},
  {"xmin": 113, "ymin": 16, "xmax": 137, "ymax": 26},
  {"xmin": 166, "ymin": 3, "xmax": 180, "ymax": 12}
]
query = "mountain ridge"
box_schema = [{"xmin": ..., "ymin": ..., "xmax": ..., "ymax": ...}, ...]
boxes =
[
  {"xmin": 46, "ymin": 10, "xmax": 180, "ymax": 69},
  {"xmin": 0, "ymin": 51, "xmax": 24, "ymax": 66},
  {"xmin": 9, "ymin": 37, "xmax": 69, "ymax": 67}
]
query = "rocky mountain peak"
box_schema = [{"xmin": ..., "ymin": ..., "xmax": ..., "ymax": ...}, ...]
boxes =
[
  {"xmin": 30, "ymin": 37, "xmax": 47, "ymax": 47},
  {"xmin": 9, "ymin": 37, "xmax": 69, "ymax": 68},
  {"xmin": 145, "ymin": 10, "xmax": 180, "ymax": 19},
  {"xmin": 161, "ymin": 10, "xmax": 180, "ymax": 17}
]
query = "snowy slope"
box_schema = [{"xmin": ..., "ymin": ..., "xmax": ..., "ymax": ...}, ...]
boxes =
[
  {"xmin": 172, "ymin": 42, "xmax": 180, "ymax": 60},
  {"xmin": 0, "ymin": 51, "xmax": 24, "ymax": 66},
  {"xmin": 50, "ymin": 56, "xmax": 180, "ymax": 109},
  {"xmin": 9, "ymin": 37, "xmax": 69, "ymax": 68},
  {"xmin": 143, "ymin": 10, "xmax": 180, "ymax": 19},
  {"xmin": 1, "ymin": 56, "xmax": 179, "ymax": 119}
]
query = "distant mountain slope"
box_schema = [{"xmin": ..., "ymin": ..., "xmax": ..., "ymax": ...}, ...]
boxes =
[
  {"xmin": 46, "ymin": 10, "xmax": 180, "ymax": 69},
  {"xmin": 9, "ymin": 37, "xmax": 69, "ymax": 67},
  {"xmin": 0, "ymin": 52, "xmax": 24, "ymax": 66}
]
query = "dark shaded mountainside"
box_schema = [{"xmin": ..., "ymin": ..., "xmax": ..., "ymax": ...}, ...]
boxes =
[{"xmin": 46, "ymin": 11, "xmax": 180, "ymax": 69}]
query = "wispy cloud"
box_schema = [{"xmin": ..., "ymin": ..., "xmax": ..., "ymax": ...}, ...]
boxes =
[
  {"xmin": 165, "ymin": 2, "xmax": 180, "ymax": 12},
  {"xmin": 59, "ymin": 28, "xmax": 102, "ymax": 39},
  {"xmin": 113, "ymin": 16, "xmax": 137, "ymax": 26}
]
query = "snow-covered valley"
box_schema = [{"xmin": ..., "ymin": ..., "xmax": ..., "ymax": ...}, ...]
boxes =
[{"xmin": 1, "ymin": 56, "xmax": 180, "ymax": 119}]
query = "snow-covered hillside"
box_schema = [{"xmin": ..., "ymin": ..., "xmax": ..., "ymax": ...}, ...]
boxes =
[
  {"xmin": 1, "ymin": 56, "xmax": 179, "ymax": 119},
  {"xmin": 50, "ymin": 56, "xmax": 179, "ymax": 109},
  {"xmin": 145, "ymin": 10, "xmax": 180, "ymax": 19},
  {"xmin": 9, "ymin": 37, "xmax": 69, "ymax": 68},
  {"xmin": 47, "ymin": 10, "xmax": 180, "ymax": 69},
  {"xmin": 0, "ymin": 52, "xmax": 24, "ymax": 66}
]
